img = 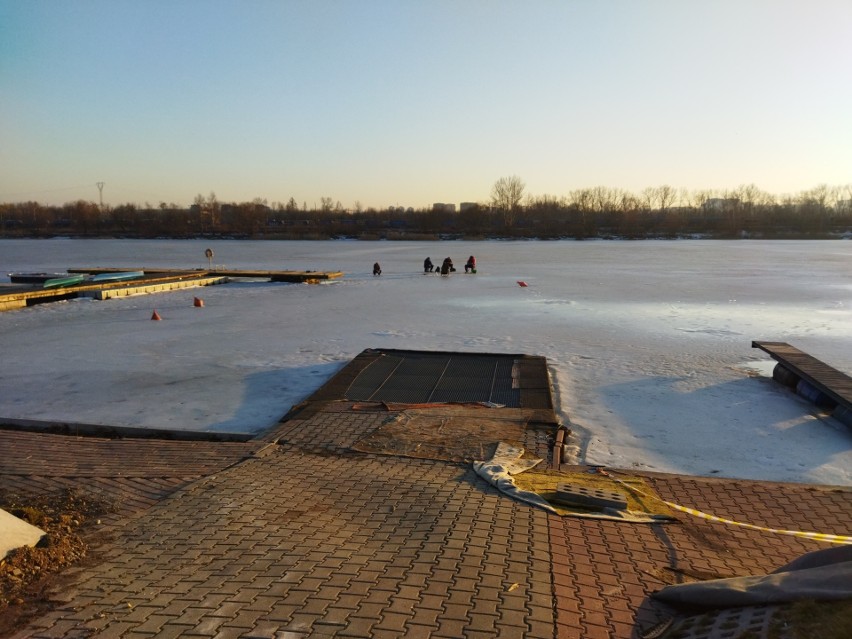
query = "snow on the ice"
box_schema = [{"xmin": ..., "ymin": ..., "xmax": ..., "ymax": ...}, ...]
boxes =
[{"xmin": 1, "ymin": 238, "xmax": 850, "ymax": 486}]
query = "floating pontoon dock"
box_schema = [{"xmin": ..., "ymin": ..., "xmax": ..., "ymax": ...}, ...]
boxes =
[
  {"xmin": 1, "ymin": 268, "xmax": 343, "ymax": 311},
  {"xmin": 753, "ymin": 340, "xmax": 852, "ymax": 428},
  {"xmin": 68, "ymin": 268, "xmax": 344, "ymax": 283}
]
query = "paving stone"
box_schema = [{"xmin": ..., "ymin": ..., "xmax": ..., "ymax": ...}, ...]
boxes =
[
  {"xmin": 7, "ymin": 392, "xmax": 852, "ymax": 639},
  {"xmin": 91, "ymin": 621, "xmax": 143, "ymax": 639},
  {"xmin": 374, "ymin": 611, "xmax": 412, "ymax": 632},
  {"xmin": 465, "ymin": 632, "xmax": 499, "ymax": 639},
  {"xmin": 189, "ymin": 615, "xmax": 229, "ymax": 635},
  {"xmin": 352, "ymin": 601, "xmax": 385, "ymax": 620},
  {"xmin": 339, "ymin": 615, "xmax": 377, "ymax": 637},
  {"xmin": 466, "ymin": 611, "xmax": 498, "ymax": 633},
  {"xmin": 442, "ymin": 601, "xmax": 472, "ymax": 621},
  {"xmin": 527, "ymin": 619, "xmax": 556, "ymax": 638},
  {"xmin": 172, "ymin": 607, "xmax": 209, "ymax": 626},
  {"xmin": 129, "ymin": 614, "xmax": 170, "ymax": 633},
  {"xmin": 497, "ymin": 608, "xmax": 528, "ymax": 629},
  {"xmin": 264, "ymin": 603, "xmax": 300, "ymax": 624},
  {"xmin": 209, "ymin": 601, "xmax": 243, "ymax": 618},
  {"xmin": 222, "ymin": 609, "xmax": 266, "ymax": 629},
  {"xmin": 399, "ymin": 624, "xmax": 439, "ymax": 639},
  {"xmin": 433, "ymin": 617, "xmax": 469, "ymax": 638},
  {"xmin": 318, "ymin": 606, "xmax": 352, "ymax": 626}
]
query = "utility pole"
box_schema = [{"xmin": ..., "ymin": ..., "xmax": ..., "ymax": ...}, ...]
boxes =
[{"xmin": 96, "ymin": 182, "xmax": 105, "ymax": 210}]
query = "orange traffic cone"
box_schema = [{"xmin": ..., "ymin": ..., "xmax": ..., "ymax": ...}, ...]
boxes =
[
  {"xmin": 151, "ymin": 309, "xmax": 162, "ymax": 320},
  {"xmin": 193, "ymin": 297, "xmax": 204, "ymax": 308},
  {"xmin": 517, "ymin": 281, "xmax": 528, "ymax": 287}
]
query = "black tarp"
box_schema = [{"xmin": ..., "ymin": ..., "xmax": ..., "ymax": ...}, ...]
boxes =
[{"xmin": 653, "ymin": 545, "xmax": 852, "ymax": 607}]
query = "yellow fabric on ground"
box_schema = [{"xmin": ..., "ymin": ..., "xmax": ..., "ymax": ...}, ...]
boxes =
[{"xmin": 513, "ymin": 469, "xmax": 675, "ymax": 519}]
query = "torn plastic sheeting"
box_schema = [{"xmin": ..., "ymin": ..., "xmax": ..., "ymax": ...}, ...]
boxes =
[{"xmin": 472, "ymin": 443, "xmax": 557, "ymax": 514}]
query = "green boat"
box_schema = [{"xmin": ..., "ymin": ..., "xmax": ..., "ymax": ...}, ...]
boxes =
[
  {"xmin": 90, "ymin": 270, "xmax": 144, "ymax": 283},
  {"xmin": 43, "ymin": 274, "xmax": 86, "ymax": 289}
]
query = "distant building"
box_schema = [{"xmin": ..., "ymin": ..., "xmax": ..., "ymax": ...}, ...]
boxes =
[
  {"xmin": 703, "ymin": 198, "xmax": 740, "ymax": 211},
  {"xmin": 432, "ymin": 203, "xmax": 456, "ymax": 213},
  {"xmin": 459, "ymin": 202, "xmax": 479, "ymax": 212},
  {"xmin": 836, "ymin": 199, "xmax": 852, "ymax": 211}
]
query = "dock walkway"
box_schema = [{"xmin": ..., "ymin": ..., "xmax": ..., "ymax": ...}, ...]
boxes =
[
  {"xmin": 68, "ymin": 267, "xmax": 344, "ymax": 283},
  {"xmin": 0, "ymin": 274, "xmax": 226, "ymax": 311},
  {"xmin": 1, "ymin": 268, "xmax": 343, "ymax": 311},
  {"xmin": 753, "ymin": 340, "xmax": 852, "ymax": 426}
]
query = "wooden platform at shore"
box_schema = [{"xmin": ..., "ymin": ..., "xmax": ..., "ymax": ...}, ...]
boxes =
[
  {"xmin": 68, "ymin": 267, "xmax": 344, "ymax": 283},
  {"xmin": 752, "ymin": 340, "xmax": 852, "ymax": 422}
]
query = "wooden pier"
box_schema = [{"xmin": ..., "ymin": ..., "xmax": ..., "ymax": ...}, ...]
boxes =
[
  {"xmin": 752, "ymin": 340, "xmax": 852, "ymax": 427},
  {"xmin": 1, "ymin": 268, "xmax": 342, "ymax": 312},
  {"xmin": 68, "ymin": 268, "xmax": 344, "ymax": 283},
  {"xmin": 0, "ymin": 274, "xmax": 228, "ymax": 311}
]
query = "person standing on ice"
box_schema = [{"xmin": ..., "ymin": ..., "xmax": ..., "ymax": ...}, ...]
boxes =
[
  {"xmin": 424, "ymin": 257, "xmax": 434, "ymax": 273},
  {"xmin": 465, "ymin": 255, "xmax": 476, "ymax": 273},
  {"xmin": 373, "ymin": 262, "xmax": 382, "ymax": 276}
]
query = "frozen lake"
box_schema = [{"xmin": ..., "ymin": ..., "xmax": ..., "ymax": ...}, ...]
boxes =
[{"xmin": 1, "ymin": 238, "xmax": 850, "ymax": 485}]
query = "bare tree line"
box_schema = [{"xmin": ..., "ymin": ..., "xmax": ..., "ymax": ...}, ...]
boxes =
[{"xmin": 1, "ymin": 180, "xmax": 850, "ymax": 240}]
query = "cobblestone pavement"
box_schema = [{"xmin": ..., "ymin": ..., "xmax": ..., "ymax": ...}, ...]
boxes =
[
  {"xmin": 14, "ymin": 447, "xmax": 554, "ymax": 639},
  {"xmin": 0, "ymin": 429, "xmax": 263, "ymax": 525},
  {"xmin": 549, "ymin": 473, "xmax": 852, "ymax": 638},
  {"xmin": 4, "ymin": 405, "xmax": 852, "ymax": 638}
]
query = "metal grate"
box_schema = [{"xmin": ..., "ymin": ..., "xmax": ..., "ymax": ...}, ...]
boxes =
[
  {"xmin": 345, "ymin": 352, "xmax": 522, "ymax": 407},
  {"xmin": 664, "ymin": 605, "xmax": 780, "ymax": 639}
]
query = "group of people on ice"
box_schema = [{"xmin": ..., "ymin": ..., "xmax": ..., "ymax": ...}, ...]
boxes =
[
  {"xmin": 373, "ymin": 255, "xmax": 476, "ymax": 276},
  {"xmin": 424, "ymin": 255, "xmax": 476, "ymax": 275}
]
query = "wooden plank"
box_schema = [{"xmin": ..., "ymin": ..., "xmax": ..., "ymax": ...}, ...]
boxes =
[{"xmin": 752, "ymin": 340, "xmax": 852, "ymax": 406}]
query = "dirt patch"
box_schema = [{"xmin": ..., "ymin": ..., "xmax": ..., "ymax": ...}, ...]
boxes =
[
  {"xmin": 777, "ymin": 598, "xmax": 852, "ymax": 639},
  {"xmin": 0, "ymin": 489, "xmax": 112, "ymax": 637},
  {"xmin": 351, "ymin": 406, "xmax": 529, "ymax": 462}
]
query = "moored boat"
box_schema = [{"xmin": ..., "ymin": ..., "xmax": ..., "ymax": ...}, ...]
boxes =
[
  {"xmin": 9, "ymin": 272, "xmax": 70, "ymax": 284},
  {"xmin": 90, "ymin": 270, "xmax": 145, "ymax": 283},
  {"xmin": 43, "ymin": 274, "xmax": 87, "ymax": 289}
]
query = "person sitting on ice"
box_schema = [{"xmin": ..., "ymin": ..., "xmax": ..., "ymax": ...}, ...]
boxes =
[
  {"xmin": 373, "ymin": 262, "xmax": 382, "ymax": 276},
  {"xmin": 440, "ymin": 257, "xmax": 455, "ymax": 276},
  {"xmin": 465, "ymin": 255, "xmax": 476, "ymax": 273},
  {"xmin": 424, "ymin": 257, "xmax": 434, "ymax": 273}
]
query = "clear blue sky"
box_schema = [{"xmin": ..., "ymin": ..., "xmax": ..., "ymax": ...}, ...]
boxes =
[{"xmin": 2, "ymin": 0, "xmax": 850, "ymax": 209}]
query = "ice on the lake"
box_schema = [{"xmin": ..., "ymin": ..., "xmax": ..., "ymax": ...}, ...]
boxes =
[{"xmin": 1, "ymin": 238, "xmax": 850, "ymax": 486}]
